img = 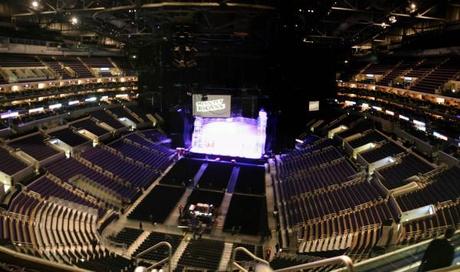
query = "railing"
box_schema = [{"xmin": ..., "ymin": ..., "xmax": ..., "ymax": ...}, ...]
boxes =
[
  {"xmin": 229, "ymin": 247, "xmax": 270, "ymax": 272},
  {"xmin": 274, "ymin": 255, "xmax": 354, "ymax": 272},
  {"xmin": 134, "ymin": 241, "xmax": 172, "ymax": 272}
]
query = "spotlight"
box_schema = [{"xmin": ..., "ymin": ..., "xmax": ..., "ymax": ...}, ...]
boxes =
[
  {"xmin": 70, "ymin": 16, "xmax": 79, "ymax": 25},
  {"xmin": 380, "ymin": 22, "xmax": 389, "ymax": 29},
  {"xmin": 31, "ymin": 0, "xmax": 39, "ymax": 8},
  {"xmin": 388, "ymin": 16, "xmax": 397, "ymax": 24},
  {"xmin": 344, "ymin": 60, "xmax": 349, "ymax": 64},
  {"xmin": 409, "ymin": 2, "xmax": 417, "ymax": 13}
]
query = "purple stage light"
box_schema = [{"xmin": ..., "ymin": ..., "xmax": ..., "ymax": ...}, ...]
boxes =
[{"xmin": 190, "ymin": 110, "xmax": 267, "ymax": 159}]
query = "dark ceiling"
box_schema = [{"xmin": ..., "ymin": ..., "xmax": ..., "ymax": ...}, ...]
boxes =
[{"xmin": 3, "ymin": 0, "xmax": 460, "ymax": 51}]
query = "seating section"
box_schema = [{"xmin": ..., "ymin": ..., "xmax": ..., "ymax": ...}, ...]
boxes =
[
  {"xmin": 55, "ymin": 56, "xmax": 93, "ymax": 78},
  {"xmin": 140, "ymin": 129, "xmax": 170, "ymax": 143},
  {"xmin": 110, "ymin": 227, "xmax": 143, "ymax": 248},
  {"xmin": 70, "ymin": 118, "xmax": 110, "ymax": 136},
  {"xmin": 8, "ymin": 134, "xmax": 59, "ymax": 161},
  {"xmin": 396, "ymin": 166, "xmax": 460, "ymax": 211},
  {"xmin": 278, "ymin": 146, "xmax": 343, "ymax": 178},
  {"xmin": 175, "ymin": 239, "xmax": 224, "ymax": 271},
  {"xmin": 401, "ymin": 201, "xmax": 460, "ymax": 244},
  {"xmin": 39, "ymin": 56, "xmax": 72, "ymax": 79},
  {"xmin": 81, "ymin": 147, "xmax": 158, "ymax": 188},
  {"xmin": 377, "ymin": 154, "xmax": 435, "ymax": 189},
  {"xmin": 278, "ymin": 159, "xmax": 358, "ymax": 203},
  {"xmin": 273, "ymin": 133, "xmax": 403, "ymax": 254},
  {"xmin": 26, "ymin": 175, "xmax": 106, "ymax": 216},
  {"xmin": 128, "ymin": 185, "xmax": 185, "ymax": 223},
  {"xmin": 75, "ymin": 254, "xmax": 135, "ymax": 272},
  {"xmin": 347, "ymin": 130, "xmax": 386, "ymax": 148},
  {"xmin": 49, "ymin": 128, "xmax": 89, "ymax": 147},
  {"xmin": 108, "ymin": 106, "xmax": 139, "ymax": 122},
  {"xmin": 379, "ymin": 59, "xmax": 419, "ymax": 86},
  {"xmin": 234, "ymin": 165, "xmax": 266, "ymax": 195},
  {"xmin": 411, "ymin": 58, "xmax": 459, "ymax": 93},
  {"xmin": 0, "ymin": 147, "xmax": 28, "ymax": 175},
  {"xmin": 347, "ymin": 56, "xmax": 460, "ymax": 96},
  {"xmin": 160, "ymin": 158, "xmax": 203, "ymax": 186},
  {"xmin": 198, "ymin": 162, "xmax": 234, "ymax": 191},
  {"xmin": 90, "ymin": 110, "xmax": 125, "ymax": 129},
  {"xmin": 360, "ymin": 141, "xmax": 405, "ymax": 163},
  {"xmin": 109, "ymin": 139, "xmax": 172, "ymax": 172},
  {"xmin": 224, "ymin": 194, "xmax": 268, "ymax": 236},
  {"xmin": 134, "ymin": 232, "xmax": 182, "ymax": 261},
  {"xmin": 44, "ymin": 157, "xmax": 139, "ymax": 201},
  {"xmin": 361, "ymin": 59, "xmax": 399, "ymax": 76},
  {"xmin": 1, "ymin": 191, "xmax": 119, "ymax": 267},
  {"xmin": 80, "ymin": 57, "xmax": 113, "ymax": 68}
]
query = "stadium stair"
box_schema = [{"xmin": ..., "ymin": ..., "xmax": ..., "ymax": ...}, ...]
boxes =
[
  {"xmin": 170, "ymin": 235, "xmax": 191, "ymax": 270},
  {"xmin": 215, "ymin": 192, "xmax": 233, "ymax": 231},
  {"xmin": 127, "ymin": 230, "xmax": 151, "ymax": 257},
  {"xmin": 218, "ymin": 242, "xmax": 234, "ymax": 271},
  {"xmin": 164, "ymin": 188, "xmax": 193, "ymax": 225},
  {"xmin": 226, "ymin": 166, "xmax": 240, "ymax": 193}
]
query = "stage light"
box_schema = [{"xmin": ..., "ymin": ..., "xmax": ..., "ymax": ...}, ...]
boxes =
[
  {"xmin": 70, "ymin": 16, "xmax": 79, "ymax": 25},
  {"xmin": 410, "ymin": 2, "xmax": 417, "ymax": 11},
  {"xmin": 380, "ymin": 22, "xmax": 389, "ymax": 29},
  {"xmin": 344, "ymin": 60, "xmax": 349, "ymax": 64},
  {"xmin": 388, "ymin": 16, "xmax": 397, "ymax": 24},
  {"xmin": 31, "ymin": 0, "xmax": 39, "ymax": 8}
]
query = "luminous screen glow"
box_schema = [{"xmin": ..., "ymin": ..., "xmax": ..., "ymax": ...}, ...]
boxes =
[
  {"xmin": 190, "ymin": 111, "xmax": 267, "ymax": 158},
  {"xmin": 192, "ymin": 94, "xmax": 231, "ymax": 117}
]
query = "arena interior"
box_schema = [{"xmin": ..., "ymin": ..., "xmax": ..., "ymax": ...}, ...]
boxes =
[{"xmin": 0, "ymin": 0, "xmax": 459, "ymax": 271}]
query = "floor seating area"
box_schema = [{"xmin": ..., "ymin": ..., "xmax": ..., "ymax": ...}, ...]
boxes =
[
  {"xmin": 233, "ymin": 165, "xmax": 266, "ymax": 195},
  {"xmin": 134, "ymin": 232, "xmax": 182, "ymax": 261},
  {"xmin": 160, "ymin": 158, "xmax": 202, "ymax": 186},
  {"xmin": 128, "ymin": 185, "xmax": 185, "ymax": 223},
  {"xmin": 197, "ymin": 162, "xmax": 234, "ymax": 191},
  {"xmin": 175, "ymin": 238, "xmax": 224, "ymax": 271},
  {"xmin": 224, "ymin": 194, "xmax": 268, "ymax": 236}
]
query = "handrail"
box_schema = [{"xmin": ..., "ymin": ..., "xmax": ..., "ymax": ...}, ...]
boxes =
[
  {"xmin": 134, "ymin": 241, "xmax": 172, "ymax": 272},
  {"xmin": 274, "ymin": 255, "xmax": 354, "ymax": 272},
  {"xmin": 229, "ymin": 246, "xmax": 269, "ymax": 272}
]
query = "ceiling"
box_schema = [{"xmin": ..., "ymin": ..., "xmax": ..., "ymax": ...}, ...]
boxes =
[{"xmin": 4, "ymin": 0, "xmax": 460, "ymax": 52}]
